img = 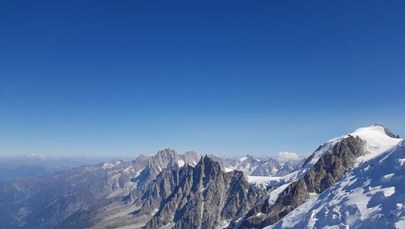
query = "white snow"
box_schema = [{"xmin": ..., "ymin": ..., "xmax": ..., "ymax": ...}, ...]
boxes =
[
  {"xmin": 224, "ymin": 167, "xmax": 234, "ymax": 172},
  {"xmin": 151, "ymin": 208, "xmax": 159, "ymax": 216},
  {"xmin": 239, "ymin": 156, "xmax": 248, "ymax": 162},
  {"xmin": 396, "ymin": 219, "xmax": 405, "ymax": 229},
  {"xmin": 398, "ymin": 158, "xmax": 405, "ymax": 166},
  {"xmin": 246, "ymin": 175, "xmax": 285, "ymax": 188},
  {"xmin": 218, "ymin": 220, "xmax": 231, "ymax": 229},
  {"xmin": 102, "ymin": 160, "xmax": 122, "ymax": 169},
  {"xmin": 304, "ymin": 141, "xmax": 336, "ymax": 168},
  {"xmin": 267, "ymin": 183, "xmax": 291, "ymax": 205},
  {"xmin": 245, "ymin": 126, "xmax": 403, "ymax": 229},
  {"xmin": 382, "ymin": 186, "xmax": 395, "ymax": 197},
  {"xmin": 304, "ymin": 125, "xmax": 402, "ymax": 168},
  {"xmin": 267, "ymin": 139, "xmax": 405, "ymax": 229},
  {"xmin": 352, "ymin": 125, "xmax": 402, "ymax": 163},
  {"xmin": 381, "ymin": 173, "xmax": 395, "ymax": 182},
  {"xmin": 177, "ymin": 159, "xmax": 185, "ymax": 167}
]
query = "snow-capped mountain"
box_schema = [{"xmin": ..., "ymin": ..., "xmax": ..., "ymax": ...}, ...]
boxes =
[
  {"xmin": 0, "ymin": 125, "xmax": 402, "ymax": 229},
  {"xmin": 268, "ymin": 139, "xmax": 405, "ymax": 229},
  {"xmin": 215, "ymin": 154, "xmax": 301, "ymax": 177},
  {"xmin": 236, "ymin": 124, "xmax": 402, "ymax": 229},
  {"xmin": 302, "ymin": 125, "xmax": 401, "ymax": 169},
  {"xmin": 130, "ymin": 148, "xmax": 200, "ymax": 187},
  {"xmin": 224, "ymin": 155, "xmax": 279, "ymax": 175}
]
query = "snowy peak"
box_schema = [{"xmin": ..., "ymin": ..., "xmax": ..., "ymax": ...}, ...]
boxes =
[
  {"xmin": 218, "ymin": 154, "xmax": 300, "ymax": 177},
  {"xmin": 2, "ymin": 125, "xmax": 402, "ymax": 229},
  {"xmin": 349, "ymin": 125, "xmax": 401, "ymax": 149},
  {"xmin": 238, "ymin": 125, "xmax": 403, "ymax": 229},
  {"xmin": 239, "ymin": 155, "xmax": 257, "ymax": 162},
  {"xmin": 126, "ymin": 149, "xmax": 202, "ymax": 189},
  {"xmin": 269, "ymin": 139, "xmax": 405, "ymax": 229},
  {"xmin": 101, "ymin": 160, "xmax": 123, "ymax": 169},
  {"xmin": 340, "ymin": 125, "xmax": 402, "ymax": 163},
  {"xmin": 331, "ymin": 125, "xmax": 401, "ymax": 151},
  {"xmin": 304, "ymin": 125, "xmax": 402, "ymax": 168},
  {"xmin": 144, "ymin": 148, "xmax": 200, "ymax": 169},
  {"xmin": 141, "ymin": 149, "xmax": 200, "ymax": 179}
]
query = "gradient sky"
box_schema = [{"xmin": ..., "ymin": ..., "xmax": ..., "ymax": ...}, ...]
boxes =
[{"xmin": 1, "ymin": 0, "xmax": 404, "ymax": 158}]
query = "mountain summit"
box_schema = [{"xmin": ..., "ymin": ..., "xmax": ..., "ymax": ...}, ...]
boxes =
[
  {"xmin": 236, "ymin": 125, "xmax": 402, "ymax": 228},
  {"xmin": 0, "ymin": 125, "xmax": 402, "ymax": 229},
  {"xmin": 270, "ymin": 138, "xmax": 405, "ymax": 228}
]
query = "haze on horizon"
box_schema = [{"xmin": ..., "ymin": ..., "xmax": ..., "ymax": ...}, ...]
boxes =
[{"xmin": 1, "ymin": 0, "xmax": 404, "ymax": 158}]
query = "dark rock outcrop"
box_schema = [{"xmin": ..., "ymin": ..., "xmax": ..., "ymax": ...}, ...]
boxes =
[
  {"xmin": 0, "ymin": 149, "xmax": 201, "ymax": 229},
  {"xmin": 237, "ymin": 136, "xmax": 366, "ymax": 229},
  {"xmin": 144, "ymin": 156, "xmax": 265, "ymax": 229}
]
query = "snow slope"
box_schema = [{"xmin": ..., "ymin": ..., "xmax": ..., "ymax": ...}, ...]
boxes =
[
  {"xmin": 268, "ymin": 139, "xmax": 405, "ymax": 229},
  {"xmin": 305, "ymin": 125, "xmax": 401, "ymax": 168},
  {"xmin": 248, "ymin": 126, "xmax": 401, "ymax": 191},
  {"xmin": 246, "ymin": 175, "xmax": 285, "ymax": 188}
]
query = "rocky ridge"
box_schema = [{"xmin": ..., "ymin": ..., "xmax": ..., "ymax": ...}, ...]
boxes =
[
  {"xmin": 0, "ymin": 125, "xmax": 401, "ymax": 229},
  {"xmin": 234, "ymin": 125, "xmax": 402, "ymax": 228}
]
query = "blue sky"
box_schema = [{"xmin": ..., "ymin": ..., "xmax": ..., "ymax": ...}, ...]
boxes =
[{"xmin": 1, "ymin": 0, "xmax": 404, "ymax": 158}]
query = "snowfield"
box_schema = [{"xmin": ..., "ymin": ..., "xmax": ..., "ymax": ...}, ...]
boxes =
[
  {"xmin": 246, "ymin": 175, "xmax": 285, "ymax": 188},
  {"xmin": 305, "ymin": 125, "xmax": 402, "ymax": 168},
  {"xmin": 249, "ymin": 126, "xmax": 402, "ymax": 198},
  {"xmin": 267, "ymin": 139, "xmax": 405, "ymax": 229}
]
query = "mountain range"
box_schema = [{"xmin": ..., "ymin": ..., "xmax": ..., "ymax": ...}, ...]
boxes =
[{"xmin": 0, "ymin": 125, "xmax": 403, "ymax": 229}]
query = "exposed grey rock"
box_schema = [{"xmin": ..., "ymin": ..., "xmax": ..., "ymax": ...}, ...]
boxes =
[
  {"xmin": 132, "ymin": 164, "xmax": 193, "ymax": 216},
  {"xmin": 236, "ymin": 136, "xmax": 367, "ymax": 229},
  {"xmin": 144, "ymin": 156, "xmax": 265, "ymax": 229},
  {"xmin": 0, "ymin": 149, "xmax": 201, "ymax": 229},
  {"xmin": 1, "ymin": 126, "xmax": 401, "ymax": 229}
]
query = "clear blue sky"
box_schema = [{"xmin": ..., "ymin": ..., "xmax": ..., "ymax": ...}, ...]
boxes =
[{"xmin": 1, "ymin": 0, "xmax": 404, "ymax": 158}]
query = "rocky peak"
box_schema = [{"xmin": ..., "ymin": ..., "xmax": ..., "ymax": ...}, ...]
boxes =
[
  {"xmin": 182, "ymin": 151, "xmax": 201, "ymax": 166},
  {"xmin": 194, "ymin": 155, "xmax": 223, "ymax": 186},
  {"xmin": 197, "ymin": 155, "xmax": 222, "ymax": 170},
  {"xmin": 144, "ymin": 155, "xmax": 265, "ymax": 229},
  {"xmin": 155, "ymin": 148, "xmax": 178, "ymax": 160},
  {"xmin": 236, "ymin": 125, "xmax": 403, "ymax": 229},
  {"xmin": 237, "ymin": 135, "xmax": 368, "ymax": 228},
  {"xmin": 303, "ymin": 125, "xmax": 402, "ymax": 169}
]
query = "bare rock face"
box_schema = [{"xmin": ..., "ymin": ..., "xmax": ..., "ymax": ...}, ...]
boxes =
[
  {"xmin": 132, "ymin": 164, "xmax": 194, "ymax": 216},
  {"xmin": 1, "ymin": 126, "xmax": 400, "ymax": 229},
  {"xmin": 0, "ymin": 150, "xmax": 265, "ymax": 229},
  {"xmin": 237, "ymin": 136, "xmax": 366, "ymax": 229},
  {"xmin": 0, "ymin": 149, "xmax": 201, "ymax": 229},
  {"xmin": 2, "ymin": 133, "xmax": 377, "ymax": 229},
  {"xmin": 144, "ymin": 156, "xmax": 265, "ymax": 229},
  {"xmin": 132, "ymin": 148, "xmax": 201, "ymax": 188}
]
